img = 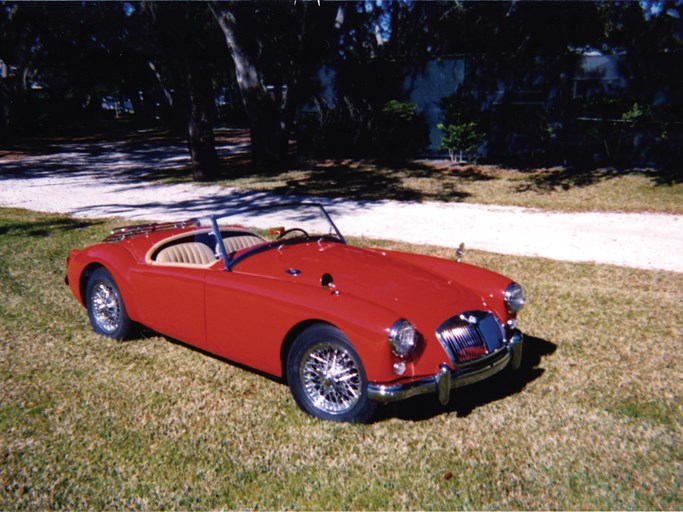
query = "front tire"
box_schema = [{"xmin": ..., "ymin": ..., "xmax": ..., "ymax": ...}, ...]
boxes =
[
  {"xmin": 287, "ymin": 324, "xmax": 376, "ymax": 423},
  {"xmin": 85, "ymin": 268, "xmax": 135, "ymax": 340}
]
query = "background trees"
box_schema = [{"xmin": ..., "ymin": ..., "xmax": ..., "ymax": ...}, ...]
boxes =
[
  {"xmin": 210, "ymin": 1, "xmax": 304, "ymax": 170},
  {"xmin": 1, "ymin": 1, "xmax": 681, "ymax": 176},
  {"xmin": 144, "ymin": 2, "xmax": 226, "ymax": 181}
]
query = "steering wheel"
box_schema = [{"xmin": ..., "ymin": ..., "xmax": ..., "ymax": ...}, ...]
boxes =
[{"xmin": 276, "ymin": 227, "xmax": 309, "ymax": 240}]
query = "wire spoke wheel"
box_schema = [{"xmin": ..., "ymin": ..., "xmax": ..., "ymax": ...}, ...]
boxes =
[
  {"xmin": 287, "ymin": 324, "xmax": 376, "ymax": 422},
  {"xmin": 91, "ymin": 282, "xmax": 121, "ymax": 333},
  {"xmin": 85, "ymin": 268, "xmax": 134, "ymax": 340},
  {"xmin": 301, "ymin": 343, "xmax": 362, "ymax": 414}
]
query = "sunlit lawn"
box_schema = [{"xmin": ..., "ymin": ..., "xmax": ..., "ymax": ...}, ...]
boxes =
[
  {"xmin": 167, "ymin": 151, "xmax": 683, "ymax": 214},
  {"xmin": 1, "ymin": 208, "xmax": 681, "ymax": 509},
  {"xmin": 3, "ymin": 128, "xmax": 681, "ymax": 214}
]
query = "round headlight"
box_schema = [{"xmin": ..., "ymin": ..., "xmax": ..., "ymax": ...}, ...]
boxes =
[
  {"xmin": 504, "ymin": 282, "xmax": 526, "ymax": 314},
  {"xmin": 389, "ymin": 320, "xmax": 418, "ymax": 358}
]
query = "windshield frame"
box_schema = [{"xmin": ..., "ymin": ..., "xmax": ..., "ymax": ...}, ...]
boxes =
[{"xmin": 206, "ymin": 202, "xmax": 347, "ymax": 271}]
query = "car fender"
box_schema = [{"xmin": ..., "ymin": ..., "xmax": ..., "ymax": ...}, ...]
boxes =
[
  {"xmin": 204, "ymin": 270, "xmax": 413, "ymax": 381},
  {"xmin": 278, "ymin": 287, "xmax": 455, "ymax": 384},
  {"xmin": 376, "ymin": 249, "xmax": 515, "ymax": 322},
  {"xmin": 68, "ymin": 243, "xmax": 143, "ymax": 321}
]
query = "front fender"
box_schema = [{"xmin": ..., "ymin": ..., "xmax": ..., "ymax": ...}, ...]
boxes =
[
  {"xmin": 204, "ymin": 271, "xmax": 409, "ymax": 381},
  {"xmin": 376, "ymin": 249, "xmax": 515, "ymax": 322}
]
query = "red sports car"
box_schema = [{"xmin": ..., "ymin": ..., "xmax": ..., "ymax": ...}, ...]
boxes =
[{"xmin": 65, "ymin": 202, "xmax": 525, "ymax": 422}]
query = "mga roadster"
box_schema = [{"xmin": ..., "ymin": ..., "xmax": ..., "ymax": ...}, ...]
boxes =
[{"xmin": 65, "ymin": 202, "xmax": 525, "ymax": 422}]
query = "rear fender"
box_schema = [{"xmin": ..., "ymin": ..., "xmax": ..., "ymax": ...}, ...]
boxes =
[{"xmin": 68, "ymin": 243, "xmax": 142, "ymax": 321}]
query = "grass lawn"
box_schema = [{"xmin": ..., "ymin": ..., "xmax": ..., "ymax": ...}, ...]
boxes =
[
  {"xmin": 1, "ymin": 207, "xmax": 681, "ymax": 509},
  {"xmin": 3, "ymin": 128, "xmax": 681, "ymax": 214},
  {"xmin": 155, "ymin": 131, "xmax": 683, "ymax": 214},
  {"xmin": 208, "ymin": 160, "xmax": 683, "ymax": 214}
]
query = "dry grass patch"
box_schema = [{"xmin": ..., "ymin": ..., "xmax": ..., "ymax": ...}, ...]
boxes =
[
  {"xmin": 1, "ymin": 208, "xmax": 681, "ymax": 509},
  {"xmin": 170, "ymin": 156, "xmax": 683, "ymax": 214},
  {"xmin": 4, "ymin": 129, "xmax": 680, "ymax": 213}
]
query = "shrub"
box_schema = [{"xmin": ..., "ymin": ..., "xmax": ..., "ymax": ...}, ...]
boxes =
[
  {"xmin": 376, "ymin": 100, "xmax": 429, "ymax": 159},
  {"xmin": 437, "ymin": 121, "xmax": 484, "ymax": 163},
  {"xmin": 304, "ymin": 96, "xmax": 376, "ymax": 157},
  {"xmin": 381, "ymin": 100, "xmax": 418, "ymax": 121},
  {"xmin": 438, "ymin": 93, "xmax": 485, "ymax": 163}
]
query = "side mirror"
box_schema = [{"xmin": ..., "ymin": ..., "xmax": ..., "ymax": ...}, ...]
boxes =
[{"xmin": 455, "ymin": 242, "xmax": 466, "ymax": 263}]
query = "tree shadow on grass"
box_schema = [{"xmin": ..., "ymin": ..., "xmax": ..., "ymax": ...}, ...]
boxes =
[
  {"xmin": 515, "ymin": 165, "xmax": 681, "ymax": 194},
  {"xmin": 275, "ymin": 160, "xmax": 501, "ymax": 202},
  {"xmin": 397, "ymin": 161, "xmax": 497, "ymax": 183},
  {"xmin": 275, "ymin": 162, "xmax": 428, "ymax": 202},
  {"xmin": 378, "ymin": 334, "xmax": 557, "ymax": 423},
  {"xmin": 3, "ymin": 127, "xmax": 500, "ymax": 203},
  {"xmin": 159, "ymin": 159, "xmax": 431, "ymax": 202},
  {"xmin": 0, "ymin": 217, "xmax": 102, "ymax": 238},
  {"xmin": 187, "ymin": 154, "xmax": 486, "ymax": 203}
]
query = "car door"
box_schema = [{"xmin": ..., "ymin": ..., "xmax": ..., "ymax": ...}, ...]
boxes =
[
  {"xmin": 204, "ymin": 261, "xmax": 317, "ymax": 377},
  {"xmin": 130, "ymin": 265, "xmax": 208, "ymax": 346}
]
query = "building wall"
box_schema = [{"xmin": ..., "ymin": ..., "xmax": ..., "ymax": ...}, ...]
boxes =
[{"xmin": 402, "ymin": 58, "xmax": 465, "ymax": 150}]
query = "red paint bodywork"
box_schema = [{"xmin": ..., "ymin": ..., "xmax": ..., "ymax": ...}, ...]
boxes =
[{"xmin": 66, "ymin": 222, "xmax": 517, "ymax": 387}]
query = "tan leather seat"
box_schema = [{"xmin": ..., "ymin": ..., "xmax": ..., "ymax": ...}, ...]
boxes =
[
  {"xmin": 223, "ymin": 234, "xmax": 265, "ymax": 254},
  {"xmin": 156, "ymin": 242, "xmax": 216, "ymax": 265}
]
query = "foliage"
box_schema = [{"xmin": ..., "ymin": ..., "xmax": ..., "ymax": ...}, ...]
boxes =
[
  {"xmin": 437, "ymin": 122, "xmax": 484, "ymax": 163},
  {"xmin": 1, "ymin": 207, "xmax": 682, "ymax": 509},
  {"xmin": 436, "ymin": 92, "xmax": 485, "ymax": 163},
  {"xmin": 302, "ymin": 98, "xmax": 429, "ymax": 159},
  {"xmin": 381, "ymin": 99, "xmax": 418, "ymax": 121},
  {"xmin": 621, "ymin": 102, "xmax": 652, "ymax": 126},
  {"xmin": 1, "ymin": 1, "xmax": 682, "ymax": 169},
  {"xmin": 439, "ymin": 94, "xmax": 478, "ymax": 127},
  {"xmin": 376, "ymin": 100, "xmax": 429, "ymax": 159},
  {"xmin": 574, "ymin": 97, "xmax": 679, "ymax": 166},
  {"xmin": 305, "ymin": 95, "xmax": 376, "ymax": 158}
]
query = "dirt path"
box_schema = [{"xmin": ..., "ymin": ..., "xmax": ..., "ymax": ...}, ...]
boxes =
[{"xmin": 1, "ymin": 134, "xmax": 681, "ymax": 272}]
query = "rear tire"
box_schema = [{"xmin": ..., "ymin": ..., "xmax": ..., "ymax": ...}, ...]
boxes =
[
  {"xmin": 287, "ymin": 324, "xmax": 376, "ymax": 423},
  {"xmin": 85, "ymin": 268, "xmax": 135, "ymax": 340}
]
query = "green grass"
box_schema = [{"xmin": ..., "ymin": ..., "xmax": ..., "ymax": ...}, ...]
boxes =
[
  {"xmin": 5, "ymin": 129, "xmax": 681, "ymax": 214},
  {"xmin": 1, "ymin": 208, "xmax": 682, "ymax": 509},
  {"xmin": 159, "ymin": 156, "xmax": 683, "ymax": 214}
]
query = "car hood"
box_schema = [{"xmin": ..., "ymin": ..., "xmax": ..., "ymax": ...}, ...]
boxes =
[{"xmin": 233, "ymin": 241, "xmax": 495, "ymax": 324}]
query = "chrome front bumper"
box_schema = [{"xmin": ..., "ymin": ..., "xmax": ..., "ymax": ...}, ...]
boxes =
[{"xmin": 367, "ymin": 331, "xmax": 523, "ymax": 406}]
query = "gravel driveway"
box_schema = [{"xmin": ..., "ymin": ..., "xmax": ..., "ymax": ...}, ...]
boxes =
[{"xmin": 1, "ymin": 134, "xmax": 681, "ymax": 273}]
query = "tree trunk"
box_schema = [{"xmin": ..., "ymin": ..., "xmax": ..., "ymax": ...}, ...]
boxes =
[
  {"xmin": 185, "ymin": 69, "xmax": 219, "ymax": 181},
  {"xmin": 0, "ymin": 77, "xmax": 10, "ymax": 146},
  {"xmin": 145, "ymin": 3, "xmax": 220, "ymax": 181},
  {"xmin": 210, "ymin": 3, "xmax": 288, "ymax": 170}
]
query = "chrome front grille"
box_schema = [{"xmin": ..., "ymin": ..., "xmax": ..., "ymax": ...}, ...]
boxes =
[
  {"xmin": 438, "ymin": 322, "xmax": 487, "ymax": 363},
  {"xmin": 436, "ymin": 311, "xmax": 505, "ymax": 365}
]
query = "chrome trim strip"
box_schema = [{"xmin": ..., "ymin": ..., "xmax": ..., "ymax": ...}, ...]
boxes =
[
  {"xmin": 105, "ymin": 218, "xmax": 200, "ymax": 242},
  {"xmin": 436, "ymin": 363, "xmax": 451, "ymax": 405},
  {"xmin": 368, "ymin": 331, "xmax": 523, "ymax": 405},
  {"xmin": 509, "ymin": 331, "xmax": 523, "ymax": 370}
]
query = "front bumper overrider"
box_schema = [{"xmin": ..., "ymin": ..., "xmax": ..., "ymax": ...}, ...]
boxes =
[{"xmin": 367, "ymin": 330, "xmax": 523, "ymax": 406}]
